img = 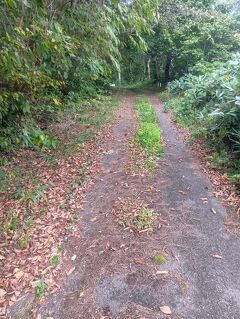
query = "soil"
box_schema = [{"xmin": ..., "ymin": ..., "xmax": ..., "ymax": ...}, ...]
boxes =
[{"xmin": 8, "ymin": 91, "xmax": 240, "ymax": 319}]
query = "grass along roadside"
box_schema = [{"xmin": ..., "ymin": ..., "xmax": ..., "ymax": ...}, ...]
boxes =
[
  {"xmin": 0, "ymin": 93, "xmax": 122, "ymax": 313},
  {"xmin": 127, "ymin": 95, "xmax": 163, "ymax": 175}
]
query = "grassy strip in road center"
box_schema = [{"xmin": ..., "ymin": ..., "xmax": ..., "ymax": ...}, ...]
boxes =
[
  {"xmin": 136, "ymin": 95, "xmax": 164, "ymax": 157},
  {"xmin": 127, "ymin": 95, "xmax": 163, "ymax": 176}
]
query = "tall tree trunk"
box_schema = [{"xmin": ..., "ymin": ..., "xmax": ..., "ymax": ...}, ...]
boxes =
[
  {"xmin": 155, "ymin": 58, "xmax": 161, "ymax": 87},
  {"xmin": 118, "ymin": 67, "xmax": 122, "ymax": 86},
  {"xmin": 147, "ymin": 58, "xmax": 151, "ymax": 81}
]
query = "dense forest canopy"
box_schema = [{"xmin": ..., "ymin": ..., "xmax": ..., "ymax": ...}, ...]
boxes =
[{"xmin": 0, "ymin": 0, "xmax": 240, "ymax": 154}]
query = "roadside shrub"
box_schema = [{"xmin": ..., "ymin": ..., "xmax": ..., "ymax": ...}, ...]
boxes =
[{"xmin": 167, "ymin": 54, "xmax": 240, "ymax": 152}]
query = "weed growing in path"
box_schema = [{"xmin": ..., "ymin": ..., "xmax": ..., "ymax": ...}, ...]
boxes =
[
  {"xmin": 36, "ymin": 279, "xmax": 48, "ymax": 300},
  {"xmin": 155, "ymin": 254, "xmax": 167, "ymax": 264},
  {"xmin": 114, "ymin": 198, "xmax": 157, "ymax": 232}
]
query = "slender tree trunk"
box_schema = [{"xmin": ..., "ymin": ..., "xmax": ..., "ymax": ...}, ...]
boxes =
[
  {"xmin": 143, "ymin": 56, "xmax": 146, "ymax": 80},
  {"xmin": 155, "ymin": 58, "xmax": 160, "ymax": 87},
  {"xmin": 147, "ymin": 58, "xmax": 151, "ymax": 81},
  {"xmin": 118, "ymin": 67, "xmax": 122, "ymax": 86}
]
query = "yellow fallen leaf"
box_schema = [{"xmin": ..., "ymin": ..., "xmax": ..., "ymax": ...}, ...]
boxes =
[
  {"xmin": 160, "ymin": 306, "xmax": 172, "ymax": 315},
  {"xmin": 15, "ymin": 270, "xmax": 24, "ymax": 279}
]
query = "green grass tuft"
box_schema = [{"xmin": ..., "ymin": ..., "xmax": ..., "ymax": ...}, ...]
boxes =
[{"xmin": 154, "ymin": 254, "xmax": 167, "ymax": 264}]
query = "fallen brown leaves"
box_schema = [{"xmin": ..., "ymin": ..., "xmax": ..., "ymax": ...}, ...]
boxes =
[
  {"xmin": 190, "ymin": 140, "xmax": 240, "ymax": 234},
  {"xmin": 0, "ymin": 115, "xmax": 119, "ymax": 315}
]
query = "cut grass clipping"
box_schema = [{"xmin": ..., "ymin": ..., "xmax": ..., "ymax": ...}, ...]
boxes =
[{"xmin": 135, "ymin": 96, "xmax": 164, "ymax": 157}]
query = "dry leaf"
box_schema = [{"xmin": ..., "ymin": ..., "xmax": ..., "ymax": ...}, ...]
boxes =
[
  {"xmin": 66, "ymin": 267, "xmax": 75, "ymax": 276},
  {"xmin": 79, "ymin": 291, "xmax": 84, "ymax": 298},
  {"xmin": 0, "ymin": 289, "xmax": 6, "ymax": 299},
  {"xmin": 212, "ymin": 254, "xmax": 222, "ymax": 259},
  {"xmin": 134, "ymin": 258, "xmax": 145, "ymax": 265},
  {"xmin": 156, "ymin": 270, "xmax": 169, "ymax": 275},
  {"xmin": 179, "ymin": 190, "xmax": 187, "ymax": 195},
  {"xmin": 15, "ymin": 270, "xmax": 24, "ymax": 279},
  {"xmin": 160, "ymin": 306, "xmax": 172, "ymax": 315},
  {"xmin": 0, "ymin": 255, "xmax": 5, "ymax": 260}
]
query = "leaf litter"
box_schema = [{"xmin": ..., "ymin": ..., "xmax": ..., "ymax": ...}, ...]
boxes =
[{"xmin": 0, "ymin": 102, "xmax": 123, "ymax": 315}]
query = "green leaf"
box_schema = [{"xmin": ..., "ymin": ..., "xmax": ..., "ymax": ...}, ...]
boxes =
[
  {"xmin": 34, "ymin": 0, "xmax": 44, "ymax": 9},
  {"xmin": 5, "ymin": 0, "xmax": 17, "ymax": 9}
]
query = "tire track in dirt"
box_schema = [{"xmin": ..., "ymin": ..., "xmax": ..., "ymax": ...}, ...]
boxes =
[
  {"xmin": 148, "ymin": 93, "xmax": 240, "ymax": 319},
  {"xmin": 36, "ymin": 92, "xmax": 185, "ymax": 319},
  {"xmin": 10, "ymin": 91, "xmax": 240, "ymax": 319}
]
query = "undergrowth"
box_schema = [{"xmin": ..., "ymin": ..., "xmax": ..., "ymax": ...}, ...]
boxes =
[
  {"xmin": 159, "ymin": 80, "xmax": 240, "ymax": 192},
  {"xmin": 0, "ymin": 94, "xmax": 121, "ymax": 195}
]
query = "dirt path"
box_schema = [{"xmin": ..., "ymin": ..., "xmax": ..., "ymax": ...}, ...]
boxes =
[
  {"xmin": 11, "ymin": 91, "xmax": 240, "ymax": 319},
  {"xmin": 148, "ymin": 93, "xmax": 240, "ymax": 319}
]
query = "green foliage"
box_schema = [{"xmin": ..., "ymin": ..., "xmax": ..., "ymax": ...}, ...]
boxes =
[
  {"xmin": 133, "ymin": 209, "xmax": 158, "ymax": 230},
  {"xmin": 136, "ymin": 97, "xmax": 164, "ymax": 156},
  {"xmin": 154, "ymin": 254, "xmax": 167, "ymax": 264},
  {"xmin": 0, "ymin": 210, "xmax": 20, "ymax": 233},
  {"xmin": 36, "ymin": 279, "xmax": 48, "ymax": 299},
  {"xmin": 13, "ymin": 184, "xmax": 50, "ymax": 204},
  {"xmin": 0, "ymin": 17, "xmax": 76, "ymax": 150},
  {"xmin": 120, "ymin": 0, "xmax": 239, "ymax": 86},
  {"xmin": 209, "ymin": 150, "xmax": 229, "ymax": 169},
  {"xmin": 0, "ymin": 0, "xmax": 156, "ymax": 150},
  {"xmin": 158, "ymin": 91, "xmax": 171, "ymax": 102},
  {"xmin": 50, "ymin": 255, "xmax": 59, "ymax": 267},
  {"xmin": 9, "ymin": 217, "xmax": 20, "ymax": 231},
  {"xmin": 167, "ymin": 54, "xmax": 240, "ymax": 188},
  {"xmin": 228, "ymin": 174, "xmax": 240, "ymax": 189},
  {"xmin": 167, "ymin": 54, "xmax": 240, "ymax": 153},
  {"xmin": 19, "ymin": 233, "xmax": 31, "ymax": 250}
]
